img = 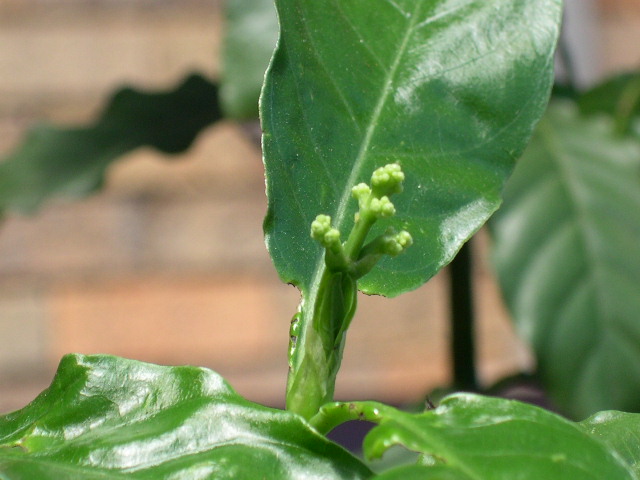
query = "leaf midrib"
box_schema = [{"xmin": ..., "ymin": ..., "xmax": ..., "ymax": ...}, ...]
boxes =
[
  {"xmin": 537, "ymin": 117, "xmax": 610, "ymax": 355},
  {"xmin": 306, "ymin": 1, "xmax": 423, "ymax": 301}
]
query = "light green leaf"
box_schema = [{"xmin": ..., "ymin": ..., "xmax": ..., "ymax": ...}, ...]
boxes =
[
  {"xmin": 491, "ymin": 102, "xmax": 640, "ymax": 418},
  {"xmin": 374, "ymin": 464, "xmax": 471, "ymax": 479},
  {"xmin": 0, "ymin": 355, "xmax": 372, "ymax": 479},
  {"xmin": 0, "ymin": 74, "xmax": 221, "ymax": 214},
  {"xmin": 220, "ymin": 0, "xmax": 279, "ymax": 119},
  {"xmin": 261, "ymin": 0, "xmax": 561, "ymax": 299},
  {"xmin": 582, "ymin": 411, "xmax": 640, "ymax": 476},
  {"xmin": 364, "ymin": 394, "xmax": 636, "ymax": 479}
]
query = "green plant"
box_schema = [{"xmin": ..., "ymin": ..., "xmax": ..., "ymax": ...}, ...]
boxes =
[
  {"xmin": 3, "ymin": 0, "xmax": 640, "ymax": 478},
  {"xmin": 491, "ymin": 96, "xmax": 640, "ymax": 419}
]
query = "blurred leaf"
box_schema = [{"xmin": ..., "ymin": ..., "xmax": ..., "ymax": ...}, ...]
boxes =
[
  {"xmin": 262, "ymin": 0, "xmax": 562, "ymax": 299},
  {"xmin": 221, "ymin": 0, "xmax": 279, "ymax": 119},
  {"xmin": 365, "ymin": 394, "xmax": 635, "ymax": 479},
  {"xmin": 578, "ymin": 72, "xmax": 640, "ymax": 136},
  {"xmin": 0, "ymin": 354, "xmax": 372, "ymax": 479},
  {"xmin": 491, "ymin": 102, "xmax": 640, "ymax": 418},
  {"xmin": 582, "ymin": 411, "xmax": 640, "ymax": 476},
  {"xmin": 0, "ymin": 74, "xmax": 221, "ymax": 214}
]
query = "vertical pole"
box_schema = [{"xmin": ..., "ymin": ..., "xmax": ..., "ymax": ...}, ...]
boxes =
[{"xmin": 449, "ymin": 239, "xmax": 478, "ymax": 391}]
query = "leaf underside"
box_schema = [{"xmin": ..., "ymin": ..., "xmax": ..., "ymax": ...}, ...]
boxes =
[
  {"xmin": 491, "ymin": 102, "xmax": 640, "ymax": 418},
  {"xmin": 0, "ymin": 74, "xmax": 222, "ymax": 214},
  {"xmin": 261, "ymin": 0, "xmax": 562, "ymax": 299},
  {"xmin": 0, "ymin": 355, "xmax": 372, "ymax": 479}
]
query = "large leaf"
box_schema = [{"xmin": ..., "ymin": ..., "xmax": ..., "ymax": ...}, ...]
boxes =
[
  {"xmin": 491, "ymin": 102, "xmax": 640, "ymax": 418},
  {"xmin": 0, "ymin": 354, "xmax": 372, "ymax": 479},
  {"xmin": 365, "ymin": 394, "xmax": 636, "ymax": 479},
  {"xmin": 261, "ymin": 0, "xmax": 562, "ymax": 299},
  {"xmin": 0, "ymin": 74, "xmax": 221, "ymax": 214},
  {"xmin": 220, "ymin": 0, "xmax": 279, "ymax": 119},
  {"xmin": 582, "ymin": 411, "xmax": 640, "ymax": 477}
]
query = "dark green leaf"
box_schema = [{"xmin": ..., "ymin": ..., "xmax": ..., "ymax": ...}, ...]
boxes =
[
  {"xmin": 491, "ymin": 102, "xmax": 640, "ymax": 418},
  {"xmin": 262, "ymin": 0, "xmax": 561, "ymax": 299},
  {"xmin": 0, "ymin": 354, "xmax": 372, "ymax": 479},
  {"xmin": 0, "ymin": 74, "xmax": 221, "ymax": 214},
  {"xmin": 364, "ymin": 394, "xmax": 635, "ymax": 479},
  {"xmin": 578, "ymin": 72, "xmax": 640, "ymax": 136},
  {"xmin": 220, "ymin": 0, "xmax": 279, "ymax": 119},
  {"xmin": 582, "ymin": 411, "xmax": 640, "ymax": 476}
]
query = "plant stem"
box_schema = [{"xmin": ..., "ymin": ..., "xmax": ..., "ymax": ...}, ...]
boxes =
[
  {"xmin": 286, "ymin": 164, "xmax": 409, "ymax": 420},
  {"xmin": 344, "ymin": 210, "xmax": 376, "ymax": 260},
  {"xmin": 449, "ymin": 239, "xmax": 478, "ymax": 391},
  {"xmin": 286, "ymin": 268, "xmax": 357, "ymax": 419},
  {"xmin": 309, "ymin": 401, "xmax": 392, "ymax": 435}
]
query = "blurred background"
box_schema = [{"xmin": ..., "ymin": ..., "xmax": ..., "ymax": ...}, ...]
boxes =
[{"xmin": 0, "ymin": 0, "xmax": 638, "ymax": 413}]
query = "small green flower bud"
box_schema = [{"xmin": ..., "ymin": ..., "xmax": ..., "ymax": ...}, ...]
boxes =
[
  {"xmin": 371, "ymin": 163, "xmax": 405, "ymax": 197},
  {"xmin": 382, "ymin": 229, "xmax": 413, "ymax": 256},
  {"xmin": 396, "ymin": 230, "xmax": 413, "ymax": 248},
  {"xmin": 323, "ymin": 228, "xmax": 341, "ymax": 249},
  {"xmin": 383, "ymin": 238, "xmax": 403, "ymax": 256},
  {"xmin": 311, "ymin": 214, "xmax": 332, "ymax": 241},
  {"xmin": 352, "ymin": 183, "xmax": 371, "ymax": 211},
  {"xmin": 370, "ymin": 196, "xmax": 396, "ymax": 218},
  {"xmin": 351, "ymin": 183, "xmax": 371, "ymax": 200}
]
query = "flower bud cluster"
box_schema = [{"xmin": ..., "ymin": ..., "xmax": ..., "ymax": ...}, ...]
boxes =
[
  {"xmin": 371, "ymin": 163, "xmax": 405, "ymax": 197},
  {"xmin": 370, "ymin": 196, "xmax": 395, "ymax": 218},
  {"xmin": 381, "ymin": 229, "xmax": 413, "ymax": 256},
  {"xmin": 311, "ymin": 214, "xmax": 342, "ymax": 252},
  {"xmin": 351, "ymin": 183, "xmax": 371, "ymax": 211},
  {"xmin": 311, "ymin": 163, "xmax": 412, "ymax": 279},
  {"xmin": 352, "ymin": 163, "xmax": 405, "ymax": 220}
]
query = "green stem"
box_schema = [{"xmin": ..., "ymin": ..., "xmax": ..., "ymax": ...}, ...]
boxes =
[
  {"xmin": 449, "ymin": 240, "xmax": 478, "ymax": 391},
  {"xmin": 286, "ymin": 164, "xmax": 410, "ymax": 420},
  {"xmin": 309, "ymin": 401, "xmax": 393, "ymax": 435},
  {"xmin": 344, "ymin": 211, "xmax": 376, "ymax": 260},
  {"xmin": 286, "ymin": 212, "xmax": 376, "ymax": 420},
  {"xmin": 286, "ymin": 268, "xmax": 357, "ymax": 419}
]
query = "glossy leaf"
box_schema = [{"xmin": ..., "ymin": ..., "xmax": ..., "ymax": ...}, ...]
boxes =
[
  {"xmin": 220, "ymin": 0, "xmax": 279, "ymax": 119},
  {"xmin": 261, "ymin": 0, "xmax": 561, "ymax": 299},
  {"xmin": 578, "ymin": 72, "xmax": 640, "ymax": 137},
  {"xmin": 0, "ymin": 74, "xmax": 221, "ymax": 214},
  {"xmin": 582, "ymin": 411, "xmax": 640, "ymax": 476},
  {"xmin": 491, "ymin": 102, "xmax": 640, "ymax": 418},
  {"xmin": 0, "ymin": 354, "xmax": 372, "ymax": 479},
  {"xmin": 374, "ymin": 464, "xmax": 470, "ymax": 479},
  {"xmin": 364, "ymin": 394, "xmax": 635, "ymax": 479}
]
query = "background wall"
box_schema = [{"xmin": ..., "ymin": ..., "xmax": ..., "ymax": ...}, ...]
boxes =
[{"xmin": 0, "ymin": 0, "xmax": 638, "ymax": 413}]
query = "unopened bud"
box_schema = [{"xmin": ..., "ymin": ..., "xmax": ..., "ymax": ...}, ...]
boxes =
[
  {"xmin": 371, "ymin": 163, "xmax": 405, "ymax": 197},
  {"xmin": 311, "ymin": 214, "xmax": 332, "ymax": 241},
  {"xmin": 382, "ymin": 230, "xmax": 413, "ymax": 256},
  {"xmin": 370, "ymin": 196, "xmax": 396, "ymax": 218}
]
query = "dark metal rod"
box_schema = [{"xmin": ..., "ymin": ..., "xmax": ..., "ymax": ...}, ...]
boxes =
[{"xmin": 449, "ymin": 239, "xmax": 478, "ymax": 391}]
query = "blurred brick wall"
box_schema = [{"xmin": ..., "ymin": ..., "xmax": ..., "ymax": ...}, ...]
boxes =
[
  {"xmin": 597, "ymin": 0, "xmax": 640, "ymax": 73},
  {"xmin": 1, "ymin": 0, "xmax": 637, "ymax": 413}
]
